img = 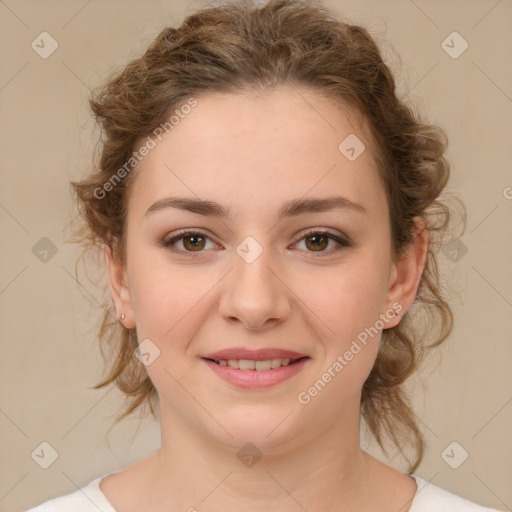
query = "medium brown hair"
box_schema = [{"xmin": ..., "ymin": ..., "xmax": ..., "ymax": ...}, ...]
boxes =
[{"xmin": 69, "ymin": 0, "xmax": 465, "ymax": 473}]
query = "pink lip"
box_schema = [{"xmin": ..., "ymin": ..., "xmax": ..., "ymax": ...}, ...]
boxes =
[
  {"xmin": 202, "ymin": 348, "xmax": 308, "ymax": 361},
  {"xmin": 203, "ymin": 357, "xmax": 309, "ymax": 389}
]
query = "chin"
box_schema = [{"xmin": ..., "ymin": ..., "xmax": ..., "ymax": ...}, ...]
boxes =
[{"xmin": 206, "ymin": 405, "xmax": 304, "ymax": 453}]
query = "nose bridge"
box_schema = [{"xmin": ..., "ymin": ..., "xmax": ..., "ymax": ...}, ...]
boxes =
[{"xmin": 218, "ymin": 234, "xmax": 290, "ymax": 330}]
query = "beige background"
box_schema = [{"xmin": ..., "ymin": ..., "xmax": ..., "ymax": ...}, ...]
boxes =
[{"xmin": 1, "ymin": 0, "xmax": 511, "ymax": 510}]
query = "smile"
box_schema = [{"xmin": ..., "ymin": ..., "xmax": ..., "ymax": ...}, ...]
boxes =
[
  {"xmin": 206, "ymin": 357, "xmax": 306, "ymax": 370},
  {"xmin": 202, "ymin": 357, "xmax": 310, "ymax": 389}
]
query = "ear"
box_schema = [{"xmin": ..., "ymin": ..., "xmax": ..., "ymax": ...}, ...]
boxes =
[
  {"xmin": 104, "ymin": 244, "xmax": 135, "ymax": 328},
  {"xmin": 384, "ymin": 217, "xmax": 428, "ymax": 328}
]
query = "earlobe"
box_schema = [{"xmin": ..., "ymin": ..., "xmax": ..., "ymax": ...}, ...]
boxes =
[{"xmin": 103, "ymin": 244, "xmax": 134, "ymax": 328}]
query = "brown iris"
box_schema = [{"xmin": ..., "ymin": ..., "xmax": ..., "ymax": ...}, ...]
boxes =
[
  {"xmin": 304, "ymin": 234, "xmax": 329, "ymax": 252},
  {"xmin": 183, "ymin": 234, "xmax": 206, "ymax": 251}
]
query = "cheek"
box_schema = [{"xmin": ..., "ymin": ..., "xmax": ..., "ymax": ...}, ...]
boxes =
[
  {"xmin": 129, "ymin": 267, "xmax": 216, "ymax": 398},
  {"xmin": 294, "ymin": 263, "xmax": 386, "ymax": 412},
  {"xmin": 128, "ymin": 245, "xmax": 226, "ymax": 367},
  {"xmin": 294, "ymin": 256, "xmax": 390, "ymax": 342},
  {"xmin": 131, "ymin": 268, "xmax": 209, "ymax": 342},
  {"xmin": 291, "ymin": 254, "xmax": 390, "ymax": 397}
]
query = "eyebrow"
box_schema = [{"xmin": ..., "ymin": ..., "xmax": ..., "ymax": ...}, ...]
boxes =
[{"xmin": 145, "ymin": 195, "xmax": 369, "ymax": 219}]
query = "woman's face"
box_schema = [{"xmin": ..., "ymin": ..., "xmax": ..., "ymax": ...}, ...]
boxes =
[{"xmin": 107, "ymin": 86, "xmax": 424, "ymax": 452}]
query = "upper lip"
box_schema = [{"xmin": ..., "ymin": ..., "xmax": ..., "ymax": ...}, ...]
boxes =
[{"xmin": 202, "ymin": 348, "xmax": 309, "ymax": 361}]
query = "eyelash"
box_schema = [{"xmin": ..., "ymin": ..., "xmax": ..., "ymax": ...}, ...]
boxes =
[{"xmin": 160, "ymin": 229, "xmax": 352, "ymax": 258}]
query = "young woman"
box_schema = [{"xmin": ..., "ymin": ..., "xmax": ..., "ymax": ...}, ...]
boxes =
[{"xmin": 26, "ymin": 1, "xmax": 504, "ymax": 510}]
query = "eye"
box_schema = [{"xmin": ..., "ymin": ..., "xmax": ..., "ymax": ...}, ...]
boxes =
[
  {"xmin": 161, "ymin": 230, "xmax": 219, "ymax": 255},
  {"xmin": 161, "ymin": 229, "xmax": 351, "ymax": 257},
  {"xmin": 292, "ymin": 230, "xmax": 351, "ymax": 257}
]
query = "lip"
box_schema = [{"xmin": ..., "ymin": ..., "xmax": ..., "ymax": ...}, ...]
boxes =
[
  {"xmin": 203, "ymin": 357, "xmax": 310, "ymax": 389},
  {"xmin": 202, "ymin": 348, "xmax": 308, "ymax": 361}
]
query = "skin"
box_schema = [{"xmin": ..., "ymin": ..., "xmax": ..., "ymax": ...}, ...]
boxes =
[{"xmin": 102, "ymin": 85, "xmax": 427, "ymax": 512}]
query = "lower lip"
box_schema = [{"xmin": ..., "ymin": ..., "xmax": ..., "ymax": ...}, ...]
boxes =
[{"xmin": 202, "ymin": 358, "xmax": 309, "ymax": 389}]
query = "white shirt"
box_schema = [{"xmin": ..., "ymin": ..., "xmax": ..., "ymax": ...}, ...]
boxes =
[{"xmin": 25, "ymin": 473, "xmax": 505, "ymax": 511}]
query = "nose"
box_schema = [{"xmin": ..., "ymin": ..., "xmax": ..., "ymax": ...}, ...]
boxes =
[{"xmin": 218, "ymin": 240, "xmax": 291, "ymax": 332}]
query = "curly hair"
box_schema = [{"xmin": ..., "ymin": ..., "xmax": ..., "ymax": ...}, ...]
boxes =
[{"xmin": 69, "ymin": 0, "xmax": 465, "ymax": 474}]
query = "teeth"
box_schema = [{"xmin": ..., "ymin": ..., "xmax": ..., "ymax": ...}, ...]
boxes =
[
  {"xmin": 255, "ymin": 360, "xmax": 272, "ymax": 371},
  {"xmin": 238, "ymin": 359, "xmax": 255, "ymax": 370},
  {"xmin": 219, "ymin": 358, "xmax": 294, "ymax": 370}
]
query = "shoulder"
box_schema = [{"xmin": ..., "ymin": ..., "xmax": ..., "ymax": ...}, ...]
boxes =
[
  {"xmin": 25, "ymin": 474, "xmax": 116, "ymax": 512},
  {"xmin": 409, "ymin": 475, "xmax": 505, "ymax": 512}
]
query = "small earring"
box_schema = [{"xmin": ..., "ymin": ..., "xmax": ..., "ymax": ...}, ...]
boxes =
[{"xmin": 121, "ymin": 313, "xmax": 125, "ymax": 320}]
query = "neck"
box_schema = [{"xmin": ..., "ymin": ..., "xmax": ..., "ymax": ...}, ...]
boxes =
[{"xmin": 144, "ymin": 395, "xmax": 375, "ymax": 512}]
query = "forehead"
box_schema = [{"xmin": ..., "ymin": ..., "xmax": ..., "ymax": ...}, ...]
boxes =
[{"xmin": 127, "ymin": 86, "xmax": 386, "ymax": 221}]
